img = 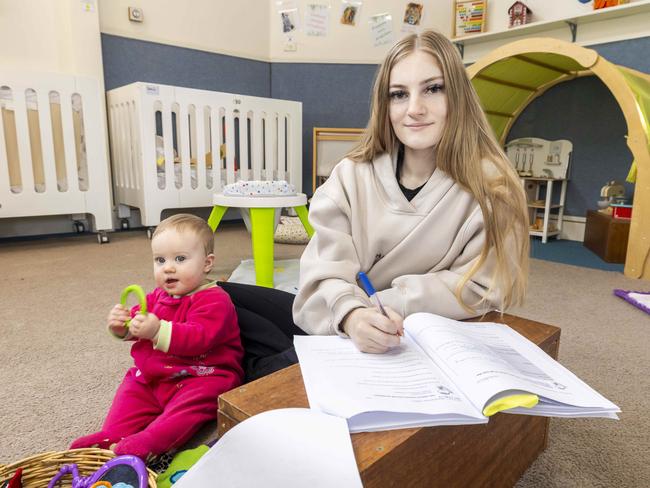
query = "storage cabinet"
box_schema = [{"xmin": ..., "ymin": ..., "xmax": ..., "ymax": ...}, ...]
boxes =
[
  {"xmin": 522, "ymin": 177, "xmax": 568, "ymax": 243},
  {"xmin": 583, "ymin": 209, "xmax": 630, "ymax": 263}
]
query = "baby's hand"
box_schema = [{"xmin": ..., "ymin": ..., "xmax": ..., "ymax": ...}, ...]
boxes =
[
  {"xmin": 129, "ymin": 313, "xmax": 161, "ymax": 341},
  {"xmin": 107, "ymin": 304, "xmax": 130, "ymax": 337}
]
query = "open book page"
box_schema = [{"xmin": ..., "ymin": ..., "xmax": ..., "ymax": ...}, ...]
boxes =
[
  {"xmin": 405, "ymin": 313, "xmax": 620, "ymax": 418},
  {"xmin": 294, "ymin": 335, "xmax": 486, "ymax": 432}
]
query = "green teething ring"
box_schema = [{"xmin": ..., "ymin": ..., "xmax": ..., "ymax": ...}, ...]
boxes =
[{"xmin": 120, "ymin": 284, "xmax": 147, "ymax": 328}]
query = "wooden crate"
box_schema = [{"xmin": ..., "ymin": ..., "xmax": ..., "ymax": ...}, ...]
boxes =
[{"xmin": 218, "ymin": 313, "xmax": 561, "ymax": 488}]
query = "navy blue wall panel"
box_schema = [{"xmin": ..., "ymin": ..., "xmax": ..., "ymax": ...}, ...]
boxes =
[
  {"xmin": 101, "ymin": 34, "xmax": 270, "ymax": 96},
  {"xmin": 270, "ymin": 63, "xmax": 377, "ymax": 193}
]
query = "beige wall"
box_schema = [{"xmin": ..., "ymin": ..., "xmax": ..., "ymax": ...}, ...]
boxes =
[
  {"xmin": 0, "ymin": 0, "xmax": 104, "ymax": 79},
  {"xmin": 98, "ymin": 0, "xmax": 270, "ymax": 61},
  {"xmin": 269, "ymin": 0, "xmax": 650, "ymax": 64}
]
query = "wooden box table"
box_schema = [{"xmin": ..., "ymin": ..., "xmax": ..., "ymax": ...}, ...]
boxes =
[
  {"xmin": 218, "ymin": 313, "xmax": 560, "ymax": 487},
  {"xmin": 583, "ymin": 209, "xmax": 631, "ymax": 263}
]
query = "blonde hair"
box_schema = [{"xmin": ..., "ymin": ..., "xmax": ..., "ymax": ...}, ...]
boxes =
[
  {"xmin": 152, "ymin": 213, "xmax": 214, "ymax": 256},
  {"xmin": 348, "ymin": 30, "xmax": 529, "ymax": 312}
]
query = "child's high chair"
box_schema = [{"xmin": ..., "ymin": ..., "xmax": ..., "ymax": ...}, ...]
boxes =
[{"xmin": 207, "ymin": 102, "xmax": 313, "ymax": 288}]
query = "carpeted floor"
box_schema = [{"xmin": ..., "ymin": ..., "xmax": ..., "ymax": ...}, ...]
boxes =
[{"xmin": 0, "ymin": 223, "xmax": 648, "ymax": 487}]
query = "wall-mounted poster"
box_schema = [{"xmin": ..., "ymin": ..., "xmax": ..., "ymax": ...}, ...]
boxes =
[
  {"xmin": 369, "ymin": 13, "xmax": 393, "ymax": 47},
  {"xmin": 453, "ymin": 0, "xmax": 487, "ymax": 38},
  {"xmin": 402, "ymin": 2, "xmax": 424, "ymax": 33},
  {"xmin": 340, "ymin": 0, "xmax": 362, "ymax": 26},
  {"xmin": 305, "ymin": 4, "xmax": 329, "ymax": 36},
  {"xmin": 277, "ymin": 1, "xmax": 300, "ymax": 34}
]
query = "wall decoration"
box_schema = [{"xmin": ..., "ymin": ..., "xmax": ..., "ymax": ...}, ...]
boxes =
[
  {"xmin": 453, "ymin": 0, "xmax": 488, "ymax": 38},
  {"xmin": 340, "ymin": 0, "xmax": 362, "ymax": 26},
  {"xmin": 369, "ymin": 13, "xmax": 393, "ymax": 47},
  {"xmin": 305, "ymin": 4, "xmax": 330, "ymax": 37},
  {"xmin": 402, "ymin": 3, "xmax": 424, "ymax": 32},
  {"xmin": 276, "ymin": 1, "xmax": 300, "ymax": 34},
  {"xmin": 508, "ymin": 1, "xmax": 532, "ymax": 28}
]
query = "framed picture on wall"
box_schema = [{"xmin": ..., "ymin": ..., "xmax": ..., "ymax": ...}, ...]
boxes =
[
  {"xmin": 453, "ymin": 0, "xmax": 488, "ymax": 38},
  {"xmin": 312, "ymin": 127, "xmax": 364, "ymax": 193}
]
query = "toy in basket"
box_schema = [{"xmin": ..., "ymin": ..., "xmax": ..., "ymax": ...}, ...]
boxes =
[
  {"xmin": 0, "ymin": 449, "xmax": 157, "ymax": 488},
  {"xmin": 47, "ymin": 454, "xmax": 147, "ymax": 488}
]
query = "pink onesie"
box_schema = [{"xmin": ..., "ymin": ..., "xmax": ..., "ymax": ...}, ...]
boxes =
[{"xmin": 71, "ymin": 283, "xmax": 243, "ymax": 458}]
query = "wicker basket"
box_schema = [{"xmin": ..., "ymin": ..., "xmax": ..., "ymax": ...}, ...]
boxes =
[{"xmin": 0, "ymin": 448, "xmax": 157, "ymax": 487}]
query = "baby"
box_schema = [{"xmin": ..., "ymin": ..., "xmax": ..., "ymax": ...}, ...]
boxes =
[{"xmin": 71, "ymin": 214, "xmax": 243, "ymax": 459}]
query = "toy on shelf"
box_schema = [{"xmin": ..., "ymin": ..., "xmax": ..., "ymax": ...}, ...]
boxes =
[
  {"xmin": 508, "ymin": 1, "xmax": 532, "ymax": 28},
  {"xmin": 598, "ymin": 180, "xmax": 626, "ymax": 208},
  {"xmin": 597, "ymin": 180, "xmax": 632, "ymax": 218},
  {"xmin": 47, "ymin": 455, "xmax": 148, "ymax": 488},
  {"xmin": 594, "ymin": 0, "xmax": 630, "ymax": 10}
]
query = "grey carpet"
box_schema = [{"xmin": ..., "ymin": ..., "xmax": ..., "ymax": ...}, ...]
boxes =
[{"xmin": 0, "ymin": 225, "xmax": 648, "ymax": 487}]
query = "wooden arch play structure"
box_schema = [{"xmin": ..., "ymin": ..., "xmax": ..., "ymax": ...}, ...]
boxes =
[{"xmin": 466, "ymin": 38, "xmax": 650, "ymax": 280}]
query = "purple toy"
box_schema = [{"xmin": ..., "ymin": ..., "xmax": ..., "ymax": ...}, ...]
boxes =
[
  {"xmin": 614, "ymin": 289, "xmax": 650, "ymax": 315},
  {"xmin": 47, "ymin": 455, "xmax": 147, "ymax": 488}
]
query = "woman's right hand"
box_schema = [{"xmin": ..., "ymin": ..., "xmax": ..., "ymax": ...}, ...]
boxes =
[
  {"xmin": 107, "ymin": 303, "xmax": 130, "ymax": 337},
  {"xmin": 342, "ymin": 307, "xmax": 404, "ymax": 353}
]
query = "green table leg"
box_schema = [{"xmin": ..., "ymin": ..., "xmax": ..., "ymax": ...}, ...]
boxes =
[
  {"xmin": 207, "ymin": 205, "xmax": 228, "ymax": 232},
  {"xmin": 249, "ymin": 207, "xmax": 276, "ymax": 288},
  {"xmin": 294, "ymin": 205, "xmax": 314, "ymax": 238}
]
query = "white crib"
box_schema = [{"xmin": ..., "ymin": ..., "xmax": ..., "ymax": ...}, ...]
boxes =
[
  {"xmin": 106, "ymin": 82, "xmax": 302, "ymax": 229},
  {"xmin": 0, "ymin": 71, "xmax": 113, "ymax": 241}
]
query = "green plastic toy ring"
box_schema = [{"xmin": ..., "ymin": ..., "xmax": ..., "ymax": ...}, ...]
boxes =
[{"xmin": 120, "ymin": 284, "xmax": 147, "ymax": 328}]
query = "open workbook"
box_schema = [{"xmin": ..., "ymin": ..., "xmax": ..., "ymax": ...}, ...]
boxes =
[{"xmin": 294, "ymin": 313, "xmax": 620, "ymax": 433}]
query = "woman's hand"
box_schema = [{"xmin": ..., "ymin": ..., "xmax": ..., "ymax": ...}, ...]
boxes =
[
  {"xmin": 129, "ymin": 313, "xmax": 161, "ymax": 341},
  {"xmin": 342, "ymin": 307, "xmax": 404, "ymax": 353},
  {"xmin": 107, "ymin": 304, "xmax": 130, "ymax": 338}
]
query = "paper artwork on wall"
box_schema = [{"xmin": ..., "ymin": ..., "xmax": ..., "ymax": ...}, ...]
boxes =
[
  {"xmin": 277, "ymin": 0, "xmax": 300, "ymax": 34},
  {"xmin": 80, "ymin": 0, "xmax": 96, "ymax": 12},
  {"xmin": 340, "ymin": 0, "xmax": 362, "ymax": 26},
  {"xmin": 305, "ymin": 4, "xmax": 330, "ymax": 37},
  {"xmin": 402, "ymin": 2, "xmax": 424, "ymax": 32},
  {"xmin": 369, "ymin": 13, "xmax": 393, "ymax": 47}
]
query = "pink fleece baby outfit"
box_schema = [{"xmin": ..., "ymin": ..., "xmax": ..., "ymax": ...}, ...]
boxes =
[{"xmin": 71, "ymin": 283, "xmax": 243, "ymax": 458}]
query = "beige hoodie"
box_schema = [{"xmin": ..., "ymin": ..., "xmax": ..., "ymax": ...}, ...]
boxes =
[{"xmin": 293, "ymin": 152, "xmax": 505, "ymax": 336}]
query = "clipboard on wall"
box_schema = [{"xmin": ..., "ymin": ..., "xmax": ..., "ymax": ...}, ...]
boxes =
[{"xmin": 312, "ymin": 127, "xmax": 364, "ymax": 193}]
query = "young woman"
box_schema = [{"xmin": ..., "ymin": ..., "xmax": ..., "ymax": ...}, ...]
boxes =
[{"xmin": 222, "ymin": 29, "xmax": 528, "ymax": 379}]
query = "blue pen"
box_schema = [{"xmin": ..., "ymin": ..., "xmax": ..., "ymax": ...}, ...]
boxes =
[
  {"xmin": 357, "ymin": 271, "xmax": 388, "ymax": 317},
  {"xmin": 357, "ymin": 271, "xmax": 402, "ymax": 337}
]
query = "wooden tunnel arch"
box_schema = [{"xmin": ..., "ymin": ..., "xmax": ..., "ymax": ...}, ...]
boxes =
[{"xmin": 466, "ymin": 37, "xmax": 650, "ymax": 280}]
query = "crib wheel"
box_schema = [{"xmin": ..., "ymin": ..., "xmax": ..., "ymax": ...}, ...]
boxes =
[
  {"xmin": 120, "ymin": 218, "xmax": 130, "ymax": 230},
  {"xmin": 97, "ymin": 232, "xmax": 110, "ymax": 244},
  {"xmin": 73, "ymin": 221, "xmax": 85, "ymax": 233},
  {"xmin": 146, "ymin": 227, "xmax": 155, "ymax": 240}
]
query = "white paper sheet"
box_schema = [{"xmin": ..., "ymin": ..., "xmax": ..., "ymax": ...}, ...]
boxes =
[{"xmin": 174, "ymin": 408, "xmax": 362, "ymax": 488}]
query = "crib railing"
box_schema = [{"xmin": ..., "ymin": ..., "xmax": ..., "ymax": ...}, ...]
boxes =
[
  {"xmin": 107, "ymin": 82, "xmax": 302, "ymax": 227},
  {"xmin": 0, "ymin": 71, "xmax": 112, "ymax": 231}
]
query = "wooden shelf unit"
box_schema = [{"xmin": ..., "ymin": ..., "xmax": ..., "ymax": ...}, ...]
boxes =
[{"xmin": 522, "ymin": 177, "xmax": 568, "ymax": 243}]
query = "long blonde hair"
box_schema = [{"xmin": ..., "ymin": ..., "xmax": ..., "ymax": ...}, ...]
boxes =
[{"xmin": 348, "ymin": 30, "xmax": 529, "ymax": 312}]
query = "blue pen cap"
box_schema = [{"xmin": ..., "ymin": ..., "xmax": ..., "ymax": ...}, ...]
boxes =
[{"xmin": 357, "ymin": 271, "xmax": 376, "ymax": 296}]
